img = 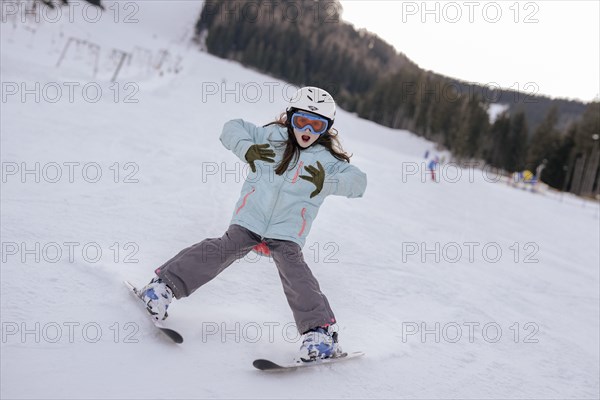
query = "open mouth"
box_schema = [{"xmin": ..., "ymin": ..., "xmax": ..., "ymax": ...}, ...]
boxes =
[{"xmin": 301, "ymin": 135, "xmax": 311, "ymax": 142}]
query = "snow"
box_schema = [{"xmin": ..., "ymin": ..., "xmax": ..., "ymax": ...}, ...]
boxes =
[
  {"xmin": 488, "ymin": 103, "xmax": 510, "ymax": 123},
  {"xmin": 1, "ymin": 1, "xmax": 599, "ymax": 399}
]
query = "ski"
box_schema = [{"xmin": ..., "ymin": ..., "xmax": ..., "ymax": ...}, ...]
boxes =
[
  {"xmin": 123, "ymin": 280, "xmax": 183, "ymax": 344},
  {"xmin": 253, "ymin": 351, "xmax": 365, "ymax": 371}
]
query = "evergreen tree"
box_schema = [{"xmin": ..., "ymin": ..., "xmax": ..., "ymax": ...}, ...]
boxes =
[
  {"xmin": 485, "ymin": 112, "xmax": 511, "ymax": 168},
  {"xmin": 526, "ymin": 106, "xmax": 559, "ymax": 171},
  {"xmin": 507, "ymin": 111, "xmax": 529, "ymax": 172},
  {"xmin": 542, "ymin": 127, "xmax": 576, "ymax": 189}
]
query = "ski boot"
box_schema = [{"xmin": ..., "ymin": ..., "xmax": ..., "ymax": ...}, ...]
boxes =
[
  {"xmin": 139, "ymin": 276, "xmax": 173, "ymax": 321},
  {"xmin": 298, "ymin": 326, "xmax": 343, "ymax": 362}
]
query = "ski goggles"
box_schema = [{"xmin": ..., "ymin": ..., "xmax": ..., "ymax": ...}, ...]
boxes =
[{"xmin": 290, "ymin": 111, "xmax": 330, "ymax": 135}]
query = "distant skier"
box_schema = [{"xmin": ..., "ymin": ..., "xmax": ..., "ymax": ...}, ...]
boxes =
[
  {"xmin": 138, "ymin": 87, "xmax": 367, "ymax": 361},
  {"xmin": 427, "ymin": 155, "xmax": 439, "ymax": 182}
]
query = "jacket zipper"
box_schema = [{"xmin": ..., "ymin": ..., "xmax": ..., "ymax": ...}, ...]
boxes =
[
  {"xmin": 262, "ymin": 180, "xmax": 285, "ymax": 238},
  {"xmin": 261, "ymin": 164, "xmax": 294, "ymax": 238}
]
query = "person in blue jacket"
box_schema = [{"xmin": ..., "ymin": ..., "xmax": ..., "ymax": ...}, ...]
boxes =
[{"xmin": 139, "ymin": 86, "xmax": 367, "ymax": 361}]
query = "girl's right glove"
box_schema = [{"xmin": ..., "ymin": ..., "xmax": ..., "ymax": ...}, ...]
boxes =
[
  {"xmin": 299, "ymin": 161, "xmax": 325, "ymax": 198},
  {"xmin": 245, "ymin": 143, "xmax": 275, "ymax": 173}
]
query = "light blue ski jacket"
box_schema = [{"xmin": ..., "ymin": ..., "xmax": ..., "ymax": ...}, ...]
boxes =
[{"xmin": 220, "ymin": 119, "xmax": 367, "ymax": 247}]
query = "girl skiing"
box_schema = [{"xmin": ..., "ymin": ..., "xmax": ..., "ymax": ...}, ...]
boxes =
[{"xmin": 139, "ymin": 86, "xmax": 367, "ymax": 361}]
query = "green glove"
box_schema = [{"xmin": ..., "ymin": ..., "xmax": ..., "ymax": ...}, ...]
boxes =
[
  {"xmin": 299, "ymin": 161, "xmax": 325, "ymax": 198},
  {"xmin": 245, "ymin": 143, "xmax": 275, "ymax": 173}
]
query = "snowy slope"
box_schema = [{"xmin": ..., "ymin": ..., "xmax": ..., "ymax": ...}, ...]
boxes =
[{"xmin": 1, "ymin": 2, "xmax": 599, "ymax": 399}]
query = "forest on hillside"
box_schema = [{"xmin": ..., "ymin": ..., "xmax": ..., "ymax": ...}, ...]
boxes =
[{"xmin": 195, "ymin": 0, "xmax": 598, "ymax": 195}]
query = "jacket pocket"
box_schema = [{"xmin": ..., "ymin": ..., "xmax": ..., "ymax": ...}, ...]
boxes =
[{"xmin": 236, "ymin": 187, "xmax": 256, "ymax": 215}]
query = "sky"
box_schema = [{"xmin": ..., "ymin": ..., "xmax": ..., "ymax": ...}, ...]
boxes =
[{"xmin": 339, "ymin": 0, "xmax": 599, "ymax": 102}]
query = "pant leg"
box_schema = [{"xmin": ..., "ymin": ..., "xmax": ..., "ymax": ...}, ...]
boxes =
[
  {"xmin": 156, "ymin": 224, "xmax": 261, "ymax": 298},
  {"xmin": 266, "ymin": 239, "xmax": 336, "ymax": 334}
]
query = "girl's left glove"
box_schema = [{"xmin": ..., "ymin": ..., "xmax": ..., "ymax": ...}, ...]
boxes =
[{"xmin": 299, "ymin": 161, "xmax": 325, "ymax": 198}]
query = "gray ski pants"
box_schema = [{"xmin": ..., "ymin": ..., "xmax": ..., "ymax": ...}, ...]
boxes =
[{"xmin": 155, "ymin": 224, "xmax": 336, "ymax": 334}]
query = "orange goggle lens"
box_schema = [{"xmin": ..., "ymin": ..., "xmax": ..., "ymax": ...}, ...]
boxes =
[{"xmin": 291, "ymin": 112, "xmax": 329, "ymax": 135}]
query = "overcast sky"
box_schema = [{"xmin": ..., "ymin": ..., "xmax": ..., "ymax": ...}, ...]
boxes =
[{"xmin": 339, "ymin": 0, "xmax": 599, "ymax": 102}]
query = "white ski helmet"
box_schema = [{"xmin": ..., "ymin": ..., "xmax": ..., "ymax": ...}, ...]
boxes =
[{"xmin": 287, "ymin": 86, "xmax": 336, "ymax": 128}]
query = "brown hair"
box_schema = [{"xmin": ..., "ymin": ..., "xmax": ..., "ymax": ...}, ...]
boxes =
[{"xmin": 264, "ymin": 112, "xmax": 352, "ymax": 175}]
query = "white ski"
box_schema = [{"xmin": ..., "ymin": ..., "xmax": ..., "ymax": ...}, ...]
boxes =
[{"xmin": 253, "ymin": 351, "xmax": 365, "ymax": 371}]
